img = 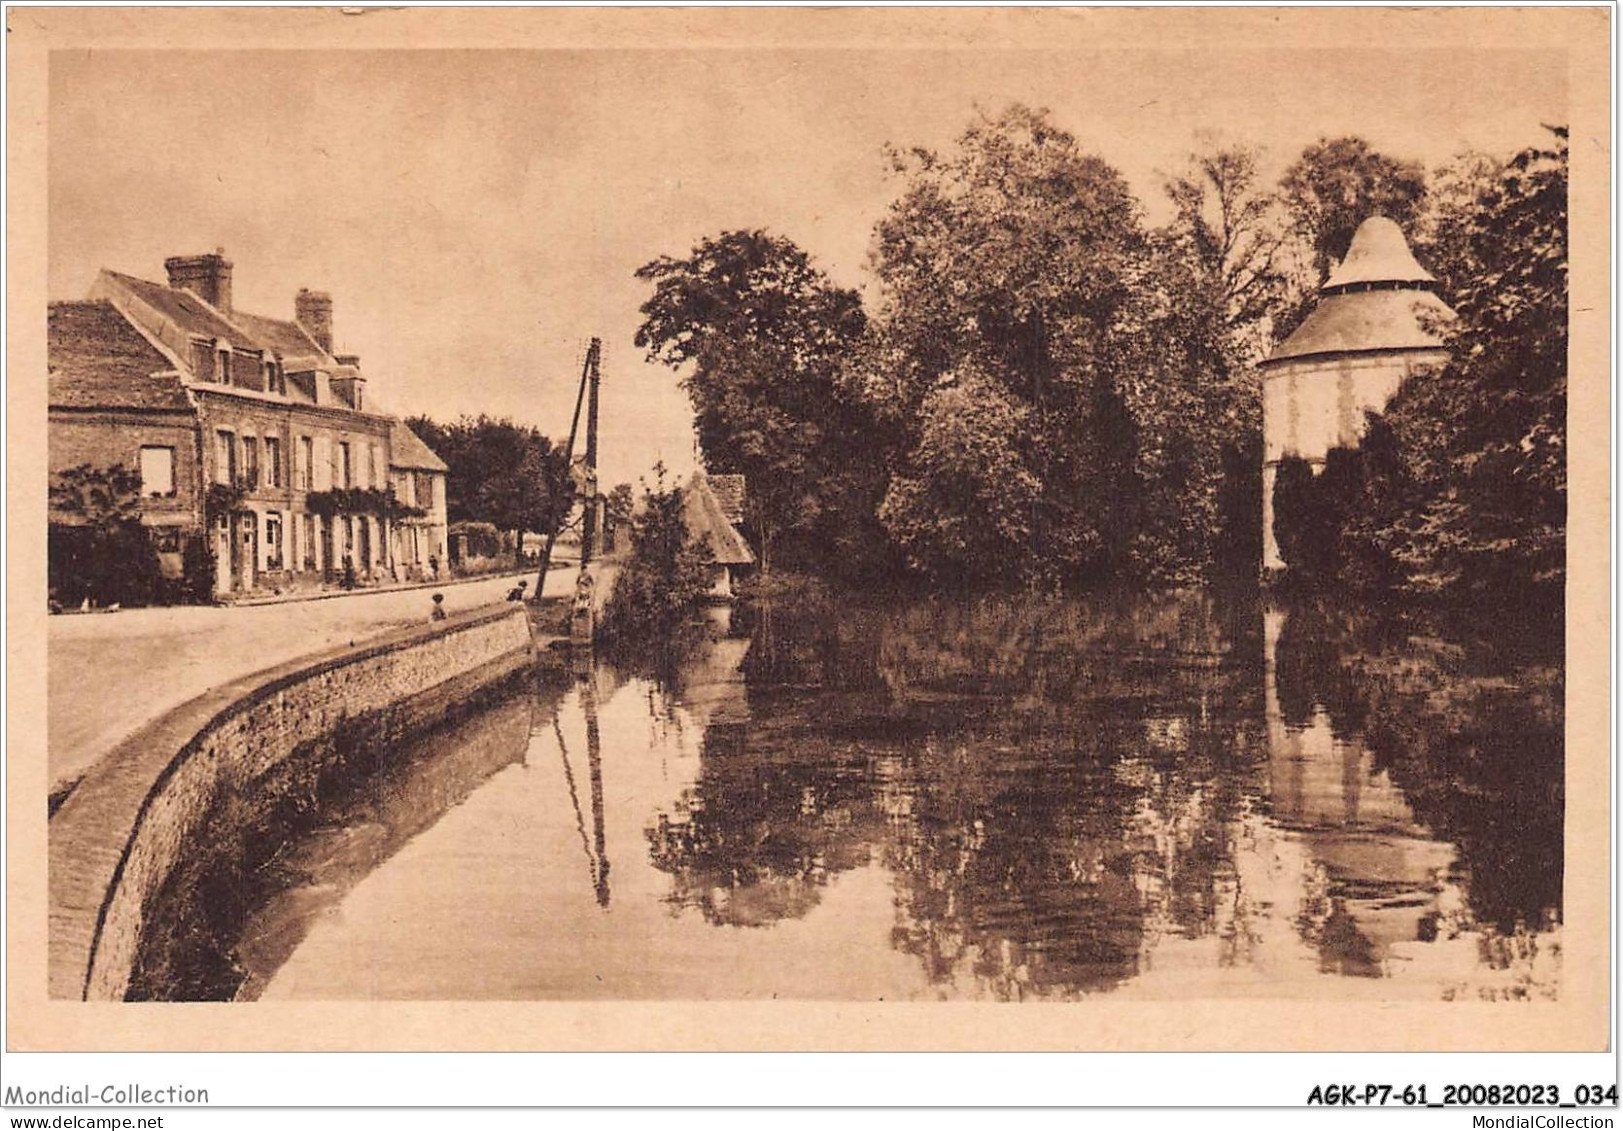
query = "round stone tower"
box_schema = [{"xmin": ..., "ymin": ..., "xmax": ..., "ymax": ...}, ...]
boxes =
[{"xmin": 1260, "ymin": 216, "xmax": 1455, "ymax": 572}]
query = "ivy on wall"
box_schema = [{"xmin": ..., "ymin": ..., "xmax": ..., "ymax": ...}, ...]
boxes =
[{"xmin": 302, "ymin": 487, "xmax": 426, "ymax": 522}]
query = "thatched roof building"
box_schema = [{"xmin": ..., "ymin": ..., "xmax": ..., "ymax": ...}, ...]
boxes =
[{"xmin": 683, "ymin": 472, "xmax": 754, "ymax": 566}]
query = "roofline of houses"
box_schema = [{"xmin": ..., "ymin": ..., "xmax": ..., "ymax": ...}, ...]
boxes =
[{"xmin": 186, "ymin": 381, "xmax": 397, "ymax": 424}]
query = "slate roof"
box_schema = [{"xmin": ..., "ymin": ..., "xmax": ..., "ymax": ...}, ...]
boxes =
[
  {"xmin": 708, "ymin": 474, "xmax": 746, "ymax": 525},
  {"xmin": 48, "ymin": 301, "xmax": 189, "ymax": 411},
  {"xmin": 1268, "ymin": 215, "xmax": 1457, "ymax": 364},
  {"xmin": 101, "ymin": 270, "xmax": 244, "ymax": 344},
  {"xmin": 388, "ymin": 419, "xmax": 448, "ymax": 472},
  {"xmin": 72, "ymin": 265, "xmax": 443, "ymax": 485},
  {"xmin": 228, "ymin": 309, "xmax": 333, "ymax": 367},
  {"xmin": 1265, "ymin": 288, "xmax": 1455, "ymax": 365},
  {"xmin": 683, "ymin": 472, "xmax": 754, "ymax": 566}
]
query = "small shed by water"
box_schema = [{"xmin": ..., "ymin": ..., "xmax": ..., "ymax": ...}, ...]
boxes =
[{"xmin": 683, "ymin": 472, "xmax": 754, "ymax": 600}]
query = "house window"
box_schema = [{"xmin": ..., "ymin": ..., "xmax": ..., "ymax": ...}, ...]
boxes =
[
  {"xmin": 302, "ymin": 513, "xmax": 317, "ymax": 571},
  {"xmin": 215, "ymin": 430, "xmax": 236, "ymax": 485},
  {"xmin": 138, "ymin": 446, "xmax": 175, "ymax": 497},
  {"xmin": 265, "ymin": 512, "xmax": 283, "ymax": 570},
  {"xmin": 265, "ymin": 437, "xmax": 282, "ymax": 488},
  {"xmin": 299, "ymin": 436, "xmax": 314, "ymax": 490},
  {"xmin": 338, "ymin": 441, "xmax": 352, "ymax": 488},
  {"xmin": 416, "ymin": 473, "xmax": 434, "ymax": 509},
  {"xmin": 243, "ymin": 436, "xmax": 260, "ymax": 489},
  {"xmin": 218, "ymin": 348, "xmax": 232, "ymax": 385}
]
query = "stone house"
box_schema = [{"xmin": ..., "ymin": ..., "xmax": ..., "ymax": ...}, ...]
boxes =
[
  {"xmin": 388, "ymin": 418, "xmax": 450, "ymax": 579},
  {"xmin": 48, "ymin": 249, "xmax": 449, "ymax": 599}
]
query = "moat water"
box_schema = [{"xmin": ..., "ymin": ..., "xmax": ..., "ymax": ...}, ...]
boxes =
[{"xmin": 241, "ymin": 592, "xmax": 1563, "ymax": 1002}]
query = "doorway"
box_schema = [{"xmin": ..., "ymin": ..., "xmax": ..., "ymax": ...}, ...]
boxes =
[
  {"xmin": 216, "ymin": 513, "xmax": 233, "ymax": 595},
  {"xmin": 320, "ymin": 516, "xmax": 335, "ymax": 583},
  {"xmin": 240, "ymin": 512, "xmax": 257, "ymax": 591}
]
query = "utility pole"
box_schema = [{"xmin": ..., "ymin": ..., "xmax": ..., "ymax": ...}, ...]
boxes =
[
  {"xmin": 580, "ymin": 340, "xmax": 602, "ymax": 567},
  {"xmin": 533, "ymin": 338, "xmax": 600, "ymax": 599}
]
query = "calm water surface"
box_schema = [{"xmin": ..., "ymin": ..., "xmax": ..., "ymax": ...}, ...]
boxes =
[{"xmin": 248, "ymin": 593, "xmax": 1563, "ymax": 1002}]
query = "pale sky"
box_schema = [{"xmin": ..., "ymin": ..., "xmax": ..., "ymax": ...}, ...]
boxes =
[{"xmin": 49, "ymin": 45, "xmax": 1565, "ymax": 488}]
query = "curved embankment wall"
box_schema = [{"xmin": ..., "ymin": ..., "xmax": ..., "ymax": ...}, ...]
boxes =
[{"xmin": 49, "ymin": 603, "xmax": 535, "ymax": 1001}]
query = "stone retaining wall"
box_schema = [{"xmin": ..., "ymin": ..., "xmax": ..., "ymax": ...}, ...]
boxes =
[{"xmin": 49, "ymin": 603, "xmax": 534, "ymax": 1000}]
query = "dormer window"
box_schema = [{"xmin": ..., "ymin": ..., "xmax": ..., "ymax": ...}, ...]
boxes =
[
  {"xmin": 190, "ymin": 340, "xmax": 216, "ymax": 382},
  {"xmin": 264, "ymin": 359, "xmax": 285, "ymax": 396},
  {"xmin": 217, "ymin": 347, "xmax": 232, "ymax": 386}
]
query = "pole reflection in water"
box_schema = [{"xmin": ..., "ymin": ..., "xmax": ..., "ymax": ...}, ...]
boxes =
[
  {"xmin": 584, "ymin": 668, "xmax": 611, "ymax": 909},
  {"xmin": 552, "ymin": 712, "xmax": 601, "ymax": 907},
  {"xmin": 257, "ymin": 592, "xmax": 1562, "ymax": 1002}
]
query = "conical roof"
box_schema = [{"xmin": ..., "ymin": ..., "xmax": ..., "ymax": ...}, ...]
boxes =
[
  {"xmin": 683, "ymin": 472, "xmax": 754, "ymax": 566},
  {"xmin": 1323, "ymin": 216, "xmax": 1435, "ymax": 291},
  {"xmin": 1265, "ymin": 288, "xmax": 1454, "ymax": 364},
  {"xmin": 1264, "ymin": 214, "xmax": 1455, "ymax": 364}
]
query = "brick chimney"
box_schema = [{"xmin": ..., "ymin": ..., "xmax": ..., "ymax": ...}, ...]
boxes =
[
  {"xmin": 165, "ymin": 248, "xmax": 233, "ymax": 312},
  {"xmin": 295, "ymin": 288, "xmax": 334, "ymax": 354}
]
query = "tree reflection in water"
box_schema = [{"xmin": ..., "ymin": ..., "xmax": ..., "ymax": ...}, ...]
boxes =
[
  {"xmin": 642, "ymin": 590, "xmax": 1562, "ymax": 1001},
  {"xmin": 1270, "ymin": 602, "xmax": 1563, "ymax": 998}
]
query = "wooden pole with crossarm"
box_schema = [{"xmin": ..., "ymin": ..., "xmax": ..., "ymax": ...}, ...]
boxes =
[{"xmin": 533, "ymin": 338, "xmax": 600, "ymax": 599}]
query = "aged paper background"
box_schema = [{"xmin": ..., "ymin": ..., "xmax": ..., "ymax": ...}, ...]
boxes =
[{"xmin": 6, "ymin": 5, "xmax": 1610, "ymax": 1052}]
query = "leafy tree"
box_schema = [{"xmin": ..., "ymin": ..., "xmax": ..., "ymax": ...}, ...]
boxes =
[
  {"xmin": 51, "ymin": 461, "xmax": 143, "ymax": 524},
  {"xmin": 1270, "ymin": 449, "xmax": 1367, "ymax": 591},
  {"xmin": 861, "ymin": 104, "xmax": 1146, "ymax": 586},
  {"xmin": 1364, "ymin": 130, "xmax": 1568, "ymax": 599},
  {"xmin": 1123, "ymin": 144, "xmax": 1290, "ymax": 583},
  {"xmin": 48, "ymin": 462, "xmax": 164, "ymax": 606},
  {"xmin": 877, "ymin": 365, "xmax": 1042, "ymax": 587},
  {"xmin": 634, "ymin": 229, "xmax": 882, "ymax": 576},
  {"xmin": 1414, "ymin": 149, "xmax": 1511, "ymax": 298},
  {"xmin": 1161, "ymin": 142, "xmax": 1290, "ymax": 362},
  {"xmin": 606, "ymin": 482, "xmax": 634, "ymax": 523},
  {"xmin": 405, "ymin": 414, "xmax": 571, "ymax": 557},
  {"xmin": 599, "ymin": 469, "xmax": 715, "ymax": 647}
]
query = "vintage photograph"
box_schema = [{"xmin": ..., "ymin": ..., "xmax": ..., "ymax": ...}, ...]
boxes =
[{"xmin": 9, "ymin": 6, "xmax": 1609, "ymax": 1058}]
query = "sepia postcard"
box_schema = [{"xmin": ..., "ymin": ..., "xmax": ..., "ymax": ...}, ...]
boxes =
[{"xmin": 4, "ymin": 5, "xmax": 1611, "ymax": 1059}]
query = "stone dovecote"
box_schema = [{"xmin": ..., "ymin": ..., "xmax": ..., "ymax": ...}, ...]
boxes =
[{"xmin": 1259, "ymin": 216, "xmax": 1456, "ymax": 572}]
